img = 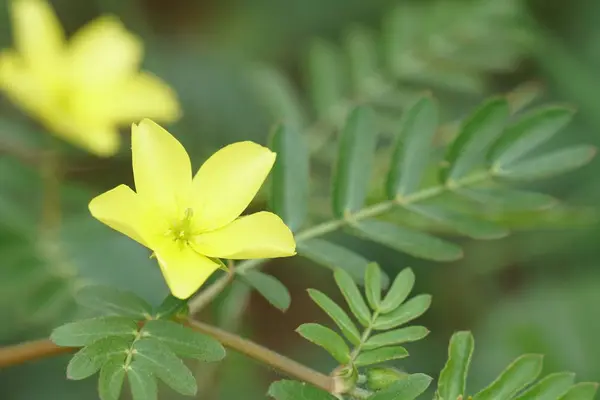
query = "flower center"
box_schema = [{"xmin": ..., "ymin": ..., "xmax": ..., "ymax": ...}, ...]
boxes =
[{"xmin": 166, "ymin": 208, "xmax": 196, "ymax": 246}]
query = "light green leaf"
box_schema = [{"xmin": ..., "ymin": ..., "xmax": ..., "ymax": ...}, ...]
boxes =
[
  {"xmin": 559, "ymin": 382, "xmax": 599, "ymax": 400},
  {"xmin": 437, "ymin": 331, "xmax": 474, "ymax": 400},
  {"xmin": 456, "ymin": 186, "xmax": 556, "ymax": 211},
  {"xmin": 387, "ymin": 95, "xmax": 438, "ymax": 198},
  {"xmin": 514, "ymin": 372, "xmax": 575, "ymax": 400},
  {"xmin": 443, "ymin": 98, "xmax": 509, "ymax": 182},
  {"xmin": 268, "ymin": 380, "xmax": 338, "ymax": 400},
  {"xmin": 67, "ymin": 337, "xmax": 130, "ymax": 380},
  {"xmin": 494, "ymin": 145, "xmax": 596, "ymax": 181},
  {"xmin": 296, "ymin": 323, "xmax": 351, "ymax": 364},
  {"xmin": 75, "ymin": 285, "xmax": 153, "ymax": 319},
  {"xmin": 98, "ymin": 357, "xmax": 126, "ymax": 400},
  {"xmin": 241, "ymin": 270, "xmax": 291, "ymax": 312},
  {"xmin": 269, "ymin": 124, "xmax": 309, "ymax": 232},
  {"xmin": 473, "ymin": 354, "xmax": 544, "ymax": 400},
  {"xmin": 489, "ymin": 106, "xmax": 574, "ymax": 168},
  {"xmin": 307, "ymin": 289, "xmax": 361, "ymax": 345},
  {"xmin": 380, "ymin": 268, "xmax": 415, "ymax": 314},
  {"xmin": 373, "ymin": 294, "xmax": 431, "ymax": 330},
  {"xmin": 334, "ymin": 268, "xmax": 372, "ymax": 327},
  {"xmin": 133, "ymin": 338, "xmax": 197, "ymax": 396},
  {"xmin": 355, "ymin": 346, "xmax": 409, "ymax": 367},
  {"xmin": 128, "ymin": 360, "xmax": 157, "ymax": 400},
  {"xmin": 141, "ymin": 319, "xmax": 225, "ymax": 362},
  {"xmin": 369, "ymin": 373, "xmax": 432, "ymax": 400},
  {"xmin": 51, "ymin": 317, "xmax": 138, "ymax": 347},
  {"xmin": 332, "ymin": 106, "xmax": 378, "ymax": 218},
  {"xmin": 364, "ymin": 326, "xmax": 429, "ymax": 351},
  {"xmin": 365, "ymin": 262, "xmax": 382, "ymax": 311},
  {"xmin": 345, "ymin": 26, "xmax": 380, "ymax": 96},
  {"xmin": 406, "ymin": 204, "xmax": 508, "ymax": 240},
  {"xmin": 153, "ymin": 295, "xmax": 189, "ymax": 319},
  {"xmin": 298, "ymin": 239, "xmax": 389, "ymax": 287},
  {"xmin": 353, "ymin": 220, "xmax": 463, "ymax": 262}
]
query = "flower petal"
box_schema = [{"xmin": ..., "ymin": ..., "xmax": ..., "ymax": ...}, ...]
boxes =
[
  {"xmin": 88, "ymin": 184, "xmax": 148, "ymax": 246},
  {"xmin": 154, "ymin": 242, "xmax": 221, "ymax": 299},
  {"xmin": 192, "ymin": 142, "xmax": 276, "ymax": 231},
  {"xmin": 0, "ymin": 51, "xmax": 51, "ymax": 116},
  {"xmin": 193, "ymin": 211, "xmax": 296, "ymax": 259},
  {"xmin": 131, "ymin": 119, "xmax": 192, "ymax": 214}
]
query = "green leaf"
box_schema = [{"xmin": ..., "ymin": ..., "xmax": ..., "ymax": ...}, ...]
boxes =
[
  {"xmin": 494, "ymin": 145, "xmax": 596, "ymax": 180},
  {"xmin": 307, "ymin": 289, "xmax": 361, "ymax": 345},
  {"xmin": 373, "ymin": 294, "xmax": 431, "ymax": 330},
  {"xmin": 380, "ymin": 268, "xmax": 415, "ymax": 314},
  {"xmin": 75, "ymin": 285, "xmax": 153, "ymax": 319},
  {"xmin": 364, "ymin": 326, "xmax": 429, "ymax": 351},
  {"xmin": 67, "ymin": 337, "xmax": 130, "ymax": 380},
  {"xmin": 473, "ymin": 354, "xmax": 544, "ymax": 400},
  {"xmin": 365, "ymin": 262, "xmax": 382, "ymax": 311},
  {"xmin": 387, "ymin": 95, "xmax": 438, "ymax": 198},
  {"xmin": 153, "ymin": 295, "xmax": 189, "ymax": 319},
  {"xmin": 128, "ymin": 360, "xmax": 157, "ymax": 400},
  {"xmin": 559, "ymin": 382, "xmax": 599, "ymax": 400},
  {"xmin": 345, "ymin": 26, "xmax": 380, "ymax": 95},
  {"xmin": 457, "ymin": 186, "xmax": 556, "ymax": 211},
  {"xmin": 269, "ymin": 124, "xmax": 309, "ymax": 232},
  {"xmin": 332, "ymin": 106, "xmax": 378, "ymax": 218},
  {"xmin": 353, "ymin": 220, "xmax": 463, "ymax": 262},
  {"xmin": 355, "ymin": 346, "xmax": 409, "ymax": 367},
  {"xmin": 443, "ymin": 98, "xmax": 509, "ymax": 182},
  {"xmin": 514, "ymin": 372, "xmax": 575, "ymax": 400},
  {"xmin": 133, "ymin": 338, "xmax": 197, "ymax": 396},
  {"xmin": 437, "ymin": 331, "xmax": 474, "ymax": 400},
  {"xmin": 296, "ymin": 323, "xmax": 351, "ymax": 364},
  {"xmin": 98, "ymin": 357, "xmax": 126, "ymax": 400},
  {"xmin": 369, "ymin": 373, "xmax": 432, "ymax": 400},
  {"xmin": 406, "ymin": 204, "xmax": 508, "ymax": 240},
  {"xmin": 489, "ymin": 106, "xmax": 574, "ymax": 168},
  {"xmin": 298, "ymin": 239, "xmax": 389, "ymax": 287},
  {"xmin": 268, "ymin": 380, "xmax": 338, "ymax": 400},
  {"xmin": 334, "ymin": 268, "xmax": 372, "ymax": 327},
  {"xmin": 241, "ymin": 270, "xmax": 291, "ymax": 312},
  {"xmin": 51, "ymin": 317, "xmax": 138, "ymax": 346},
  {"xmin": 141, "ymin": 319, "xmax": 225, "ymax": 362}
]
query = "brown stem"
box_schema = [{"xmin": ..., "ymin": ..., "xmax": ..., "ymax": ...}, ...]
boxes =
[{"xmin": 0, "ymin": 339, "xmax": 74, "ymax": 368}]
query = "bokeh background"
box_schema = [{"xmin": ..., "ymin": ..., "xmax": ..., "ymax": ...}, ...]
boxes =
[{"xmin": 1, "ymin": 0, "xmax": 600, "ymax": 398}]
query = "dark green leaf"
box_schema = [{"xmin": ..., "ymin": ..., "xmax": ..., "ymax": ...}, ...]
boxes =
[
  {"xmin": 133, "ymin": 338, "xmax": 197, "ymax": 396},
  {"xmin": 98, "ymin": 357, "xmax": 126, "ymax": 400},
  {"xmin": 332, "ymin": 106, "xmax": 378, "ymax": 217},
  {"xmin": 489, "ymin": 106, "xmax": 574, "ymax": 168},
  {"xmin": 75, "ymin": 286, "xmax": 153, "ymax": 319},
  {"xmin": 353, "ymin": 220, "xmax": 463, "ymax": 262},
  {"xmin": 153, "ymin": 295, "xmax": 189, "ymax": 319},
  {"xmin": 268, "ymin": 380, "xmax": 338, "ymax": 400},
  {"xmin": 457, "ymin": 186, "xmax": 556, "ymax": 211},
  {"xmin": 355, "ymin": 346, "xmax": 409, "ymax": 367},
  {"xmin": 437, "ymin": 331, "xmax": 474, "ymax": 400},
  {"xmin": 494, "ymin": 145, "xmax": 596, "ymax": 180},
  {"xmin": 514, "ymin": 372, "xmax": 575, "ymax": 400},
  {"xmin": 374, "ymin": 294, "xmax": 431, "ymax": 330},
  {"xmin": 307, "ymin": 289, "xmax": 361, "ymax": 345},
  {"xmin": 365, "ymin": 262, "xmax": 382, "ymax": 311},
  {"xmin": 369, "ymin": 373, "xmax": 432, "ymax": 400},
  {"xmin": 51, "ymin": 317, "xmax": 138, "ymax": 346},
  {"xmin": 334, "ymin": 268, "xmax": 372, "ymax": 327},
  {"xmin": 141, "ymin": 319, "xmax": 225, "ymax": 362},
  {"xmin": 443, "ymin": 98, "xmax": 509, "ymax": 182},
  {"xmin": 364, "ymin": 326, "xmax": 429, "ymax": 350},
  {"xmin": 380, "ymin": 268, "xmax": 415, "ymax": 314},
  {"xmin": 387, "ymin": 95, "xmax": 438, "ymax": 198},
  {"xmin": 559, "ymin": 383, "xmax": 599, "ymax": 400},
  {"xmin": 128, "ymin": 360, "xmax": 157, "ymax": 400},
  {"xmin": 67, "ymin": 337, "xmax": 130, "ymax": 380},
  {"xmin": 269, "ymin": 124, "xmax": 309, "ymax": 232},
  {"xmin": 473, "ymin": 354, "xmax": 544, "ymax": 400},
  {"xmin": 241, "ymin": 270, "xmax": 291, "ymax": 311},
  {"xmin": 296, "ymin": 323, "xmax": 351, "ymax": 364}
]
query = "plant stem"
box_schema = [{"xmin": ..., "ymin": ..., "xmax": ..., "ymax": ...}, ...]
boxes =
[
  {"xmin": 0, "ymin": 339, "xmax": 73, "ymax": 368},
  {"xmin": 188, "ymin": 260, "xmax": 235, "ymax": 315}
]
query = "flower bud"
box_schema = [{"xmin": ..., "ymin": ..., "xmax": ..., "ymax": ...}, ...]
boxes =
[{"xmin": 332, "ymin": 364, "xmax": 358, "ymax": 394}]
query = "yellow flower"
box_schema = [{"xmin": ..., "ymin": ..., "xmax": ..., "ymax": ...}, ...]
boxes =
[
  {"xmin": 88, "ymin": 119, "xmax": 296, "ymax": 299},
  {"xmin": 0, "ymin": 0, "xmax": 180, "ymax": 156}
]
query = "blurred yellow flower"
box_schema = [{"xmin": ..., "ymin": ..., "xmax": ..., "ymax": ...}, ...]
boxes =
[
  {"xmin": 89, "ymin": 119, "xmax": 296, "ymax": 299},
  {"xmin": 0, "ymin": 0, "xmax": 180, "ymax": 156}
]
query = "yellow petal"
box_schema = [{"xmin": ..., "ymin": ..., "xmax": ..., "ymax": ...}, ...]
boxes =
[
  {"xmin": 192, "ymin": 142, "xmax": 276, "ymax": 231},
  {"xmin": 193, "ymin": 211, "xmax": 296, "ymax": 259},
  {"xmin": 154, "ymin": 242, "xmax": 221, "ymax": 299},
  {"xmin": 51, "ymin": 121, "xmax": 120, "ymax": 156},
  {"xmin": 0, "ymin": 51, "xmax": 51, "ymax": 116},
  {"xmin": 131, "ymin": 119, "xmax": 192, "ymax": 214},
  {"xmin": 88, "ymin": 184, "xmax": 148, "ymax": 246},
  {"xmin": 68, "ymin": 16, "xmax": 141, "ymax": 88}
]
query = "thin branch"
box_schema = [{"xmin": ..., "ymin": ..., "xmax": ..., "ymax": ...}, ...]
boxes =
[
  {"xmin": 188, "ymin": 260, "xmax": 236, "ymax": 315},
  {"xmin": 0, "ymin": 339, "xmax": 74, "ymax": 368}
]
